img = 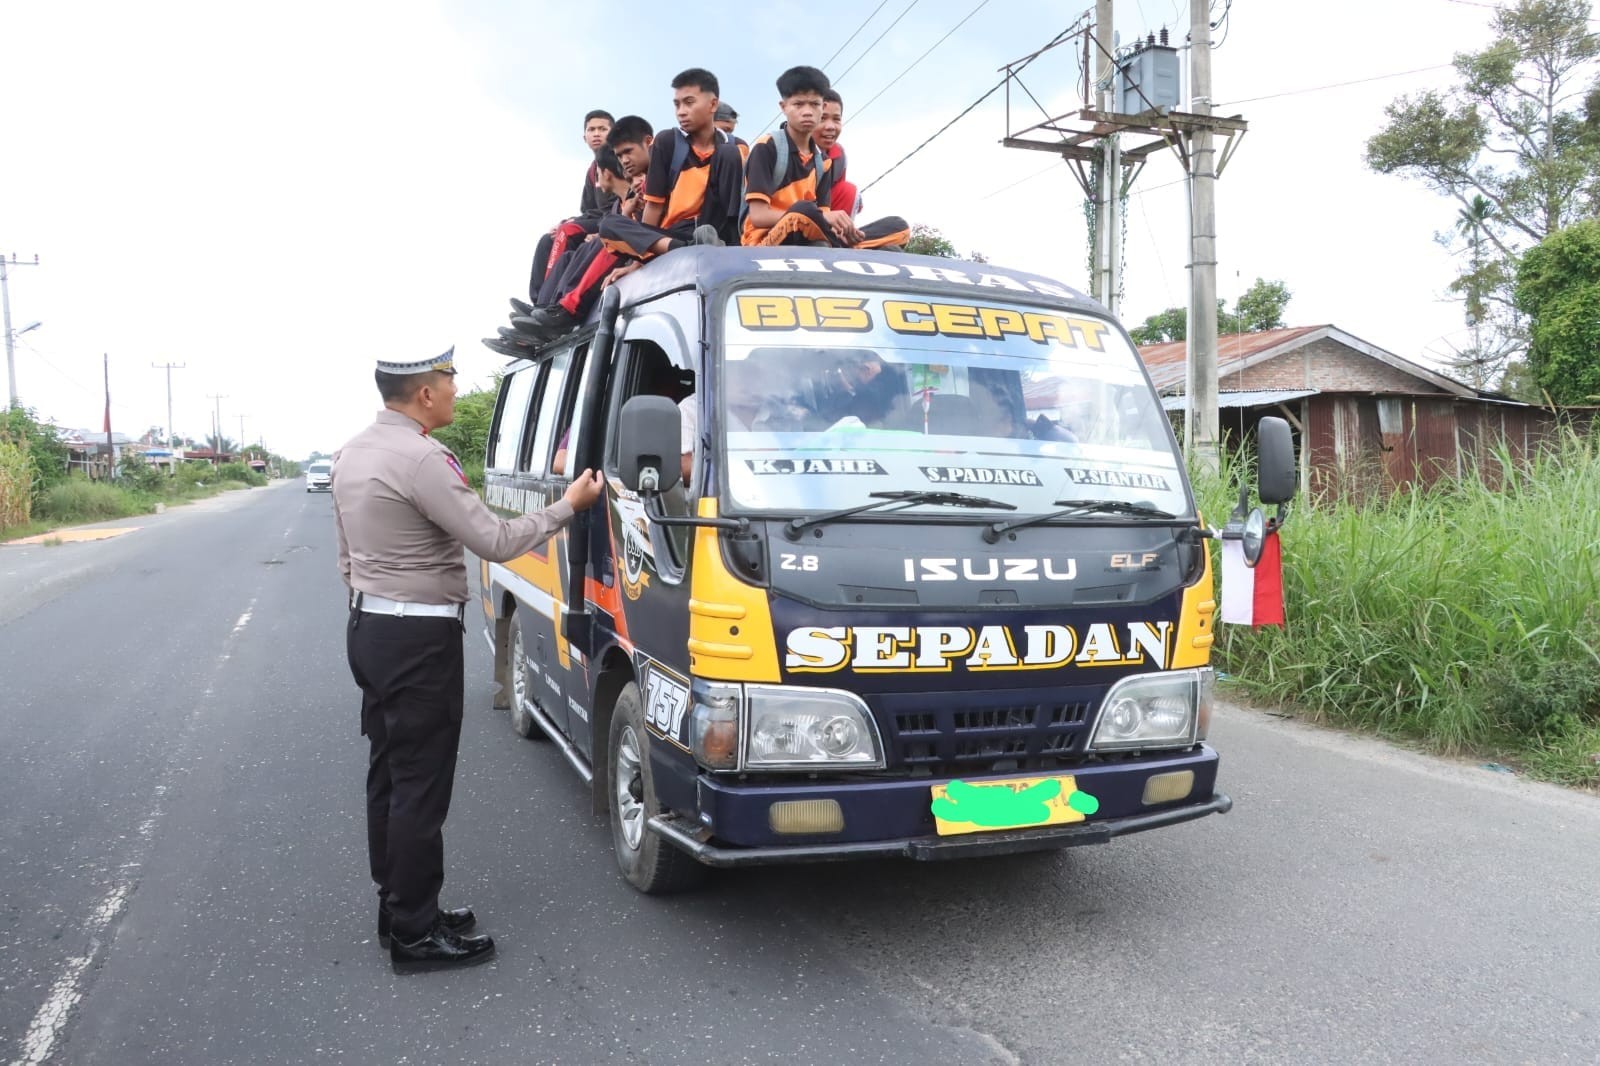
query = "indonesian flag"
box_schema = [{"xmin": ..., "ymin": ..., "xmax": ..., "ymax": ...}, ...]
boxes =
[{"xmin": 1220, "ymin": 529, "xmax": 1285, "ymax": 627}]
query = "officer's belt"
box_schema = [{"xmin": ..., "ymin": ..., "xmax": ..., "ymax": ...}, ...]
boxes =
[{"xmin": 353, "ymin": 591, "xmax": 464, "ymax": 619}]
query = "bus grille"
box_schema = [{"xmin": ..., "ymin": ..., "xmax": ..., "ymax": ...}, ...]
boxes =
[{"xmin": 878, "ymin": 689, "xmax": 1098, "ymax": 773}]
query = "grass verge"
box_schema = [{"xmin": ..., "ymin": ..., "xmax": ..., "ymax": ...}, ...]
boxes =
[
  {"xmin": 1196, "ymin": 433, "xmax": 1600, "ymax": 789},
  {"xmin": 0, "ymin": 471, "xmax": 258, "ymax": 542}
]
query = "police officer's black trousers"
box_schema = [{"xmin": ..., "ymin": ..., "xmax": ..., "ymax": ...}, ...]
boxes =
[{"xmin": 346, "ymin": 611, "xmax": 464, "ymax": 943}]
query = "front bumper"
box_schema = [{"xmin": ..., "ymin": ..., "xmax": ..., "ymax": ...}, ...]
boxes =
[
  {"xmin": 649, "ymin": 744, "xmax": 1225, "ymax": 865},
  {"xmin": 650, "ymin": 790, "xmax": 1230, "ymax": 866}
]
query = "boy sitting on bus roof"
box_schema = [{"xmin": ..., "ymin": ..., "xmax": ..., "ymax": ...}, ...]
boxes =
[
  {"xmin": 741, "ymin": 66, "xmax": 908, "ymax": 250},
  {"xmin": 814, "ymin": 89, "xmax": 860, "ymax": 218},
  {"xmin": 521, "ymin": 109, "xmax": 616, "ymax": 308},
  {"xmin": 510, "ymin": 144, "xmax": 643, "ymax": 343},
  {"xmin": 595, "ymin": 68, "xmax": 744, "ymax": 276}
]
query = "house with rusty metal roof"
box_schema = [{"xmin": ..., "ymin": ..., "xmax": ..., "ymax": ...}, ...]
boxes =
[{"xmin": 1134, "ymin": 326, "xmax": 1586, "ymax": 498}]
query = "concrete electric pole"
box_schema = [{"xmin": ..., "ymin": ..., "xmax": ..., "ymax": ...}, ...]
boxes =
[
  {"xmin": 2, "ymin": 253, "xmax": 42, "ymax": 408},
  {"xmin": 152, "ymin": 362, "xmax": 186, "ymax": 449},
  {"xmin": 208, "ymin": 393, "xmax": 228, "ymax": 456},
  {"xmin": 1092, "ymin": 0, "xmax": 1122, "ymax": 316},
  {"xmin": 1187, "ymin": 0, "xmax": 1220, "ymax": 470}
]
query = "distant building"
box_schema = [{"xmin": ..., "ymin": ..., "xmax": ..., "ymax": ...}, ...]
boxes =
[{"xmin": 1137, "ymin": 325, "xmax": 1594, "ymax": 498}]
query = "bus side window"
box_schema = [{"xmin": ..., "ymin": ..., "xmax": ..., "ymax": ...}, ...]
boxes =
[
  {"xmin": 545, "ymin": 343, "xmax": 590, "ymax": 481},
  {"xmin": 523, "ymin": 348, "xmax": 574, "ymax": 481},
  {"xmin": 488, "ymin": 365, "xmax": 539, "ymax": 472}
]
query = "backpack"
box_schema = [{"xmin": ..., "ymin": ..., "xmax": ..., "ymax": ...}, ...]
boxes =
[
  {"xmin": 738, "ymin": 125, "xmax": 833, "ymax": 233},
  {"xmin": 664, "ymin": 127, "xmax": 732, "ymax": 190}
]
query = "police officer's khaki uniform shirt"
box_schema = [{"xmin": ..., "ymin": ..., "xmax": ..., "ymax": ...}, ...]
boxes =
[{"xmin": 332, "ymin": 409, "xmax": 574, "ymax": 604}]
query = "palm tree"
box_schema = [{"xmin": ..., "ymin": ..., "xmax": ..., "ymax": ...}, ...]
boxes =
[{"xmin": 1456, "ymin": 195, "xmax": 1493, "ymax": 324}]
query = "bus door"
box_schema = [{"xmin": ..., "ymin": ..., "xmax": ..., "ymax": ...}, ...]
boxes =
[
  {"xmin": 522, "ymin": 341, "xmax": 588, "ymax": 744},
  {"xmin": 602, "ymin": 299, "xmax": 699, "ymax": 682}
]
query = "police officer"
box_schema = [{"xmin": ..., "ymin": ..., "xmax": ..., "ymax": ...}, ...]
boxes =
[{"xmin": 332, "ymin": 347, "xmax": 604, "ymax": 972}]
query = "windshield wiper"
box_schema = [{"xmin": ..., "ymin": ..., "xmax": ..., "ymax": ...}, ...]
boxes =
[
  {"xmin": 983, "ymin": 498, "xmax": 1180, "ymax": 543},
  {"xmin": 785, "ymin": 490, "xmax": 1017, "ymax": 540}
]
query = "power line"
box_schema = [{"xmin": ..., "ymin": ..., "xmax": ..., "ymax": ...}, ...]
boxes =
[
  {"xmin": 757, "ymin": 0, "xmax": 894, "ymax": 135},
  {"xmin": 833, "ymin": 0, "xmax": 924, "ymax": 86},
  {"xmin": 822, "ymin": 0, "xmax": 894, "ymax": 70},
  {"xmin": 860, "ymin": 78, "xmax": 1007, "ymax": 194},
  {"xmin": 860, "ymin": 20, "xmax": 1083, "ymax": 194},
  {"xmin": 1218, "ymin": 29, "xmax": 1600, "ymax": 107},
  {"xmin": 979, "ymin": 158, "xmax": 1063, "ymax": 200},
  {"xmin": 852, "ymin": 0, "xmax": 994, "ymax": 121}
]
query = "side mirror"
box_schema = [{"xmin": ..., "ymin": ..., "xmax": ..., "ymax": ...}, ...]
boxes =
[
  {"xmin": 617, "ymin": 395, "xmax": 682, "ymax": 495},
  {"xmin": 1257, "ymin": 416, "xmax": 1297, "ymax": 505}
]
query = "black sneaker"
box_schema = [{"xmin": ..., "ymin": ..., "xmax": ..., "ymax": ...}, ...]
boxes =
[
  {"xmin": 482, "ymin": 337, "xmax": 529, "ymax": 358},
  {"xmin": 512, "ymin": 307, "xmax": 577, "ymax": 339}
]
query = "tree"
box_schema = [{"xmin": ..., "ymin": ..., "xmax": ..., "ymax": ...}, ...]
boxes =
[
  {"xmin": 1366, "ymin": 0, "xmax": 1600, "ymax": 377},
  {"xmin": 0, "ymin": 405, "xmax": 69, "ymax": 496},
  {"xmin": 430, "ymin": 374, "xmax": 501, "ymax": 468},
  {"xmin": 1128, "ymin": 278, "xmax": 1293, "ymax": 345},
  {"xmin": 904, "ymin": 223, "xmax": 986, "ymax": 261},
  {"xmin": 205, "ymin": 433, "xmax": 237, "ymax": 455},
  {"xmin": 1129, "ymin": 307, "xmax": 1188, "ymax": 345},
  {"xmin": 1228, "ymin": 278, "xmax": 1292, "ymax": 333},
  {"xmin": 1513, "ymin": 218, "xmax": 1600, "ymax": 403}
]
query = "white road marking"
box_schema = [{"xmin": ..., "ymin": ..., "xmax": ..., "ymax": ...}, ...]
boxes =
[{"xmin": 231, "ymin": 598, "xmax": 257, "ymax": 635}]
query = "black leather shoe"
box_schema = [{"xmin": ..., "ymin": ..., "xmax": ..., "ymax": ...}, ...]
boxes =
[
  {"xmin": 379, "ymin": 905, "xmax": 476, "ymax": 949},
  {"xmin": 510, "ymin": 297, "xmax": 536, "ymax": 316},
  {"xmin": 390, "ymin": 924, "xmax": 496, "ymax": 972}
]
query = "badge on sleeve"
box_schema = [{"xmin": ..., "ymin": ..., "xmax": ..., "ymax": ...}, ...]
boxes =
[{"xmin": 445, "ymin": 455, "xmax": 469, "ymax": 485}]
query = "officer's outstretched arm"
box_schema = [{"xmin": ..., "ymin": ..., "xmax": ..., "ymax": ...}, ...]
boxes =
[{"xmin": 412, "ymin": 450, "xmax": 575, "ymax": 562}]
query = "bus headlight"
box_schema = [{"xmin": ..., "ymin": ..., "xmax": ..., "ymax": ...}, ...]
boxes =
[
  {"xmin": 1089, "ymin": 669, "xmax": 1212, "ymax": 752},
  {"xmin": 743, "ymin": 685, "xmax": 885, "ymax": 770}
]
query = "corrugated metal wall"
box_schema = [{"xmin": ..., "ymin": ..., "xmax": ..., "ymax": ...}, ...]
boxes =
[{"xmin": 1298, "ymin": 396, "xmax": 1595, "ymax": 501}]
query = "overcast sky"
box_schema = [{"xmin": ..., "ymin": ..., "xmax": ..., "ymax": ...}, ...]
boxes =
[{"xmin": 1, "ymin": 0, "xmax": 1515, "ymax": 459}]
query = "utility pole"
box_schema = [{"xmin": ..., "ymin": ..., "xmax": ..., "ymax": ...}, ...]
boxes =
[
  {"xmin": 208, "ymin": 393, "xmax": 228, "ymax": 457},
  {"xmin": 1092, "ymin": 0, "xmax": 1122, "ymax": 316},
  {"xmin": 1187, "ymin": 0, "xmax": 1220, "ymax": 470},
  {"xmin": 103, "ymin": 354, "xmax": 114, "ymax": 480},
  {"xmin": 2, "ymin": 253, "xmax": 42, "ymax": 408},
  {"xmin": 238, "ymin": 414, "xmax": 247, "ymax": 456},
  {"xmin": 151, "ymin": 361, "xmax": 186, "ymax": 449}
]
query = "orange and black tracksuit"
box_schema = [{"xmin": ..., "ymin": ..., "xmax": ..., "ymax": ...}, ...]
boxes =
[
  {"xmin": 741, "ymin": 125, "xmax": 907, "ymax": 249},
  {"xmin": 599, "ymin": 128, "xmax": 743, "ymax": 258}
]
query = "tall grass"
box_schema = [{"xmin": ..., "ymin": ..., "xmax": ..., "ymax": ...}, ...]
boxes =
[
  {"xmin": 0, "ymin": 436, "xmax": 32, "ymax": 529},
  {"xmin": 36, "ymin": 479, "xmax": 152, "ymax": 523},
  {"xmin": 1198, "ymin": 433, "xmax": 1600, "ymax": 785}
]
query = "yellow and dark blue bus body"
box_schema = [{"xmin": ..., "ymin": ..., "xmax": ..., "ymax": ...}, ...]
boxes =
[{"xmin": 480, "ymin": 247, "xmax": 1230, "ymax": 891}]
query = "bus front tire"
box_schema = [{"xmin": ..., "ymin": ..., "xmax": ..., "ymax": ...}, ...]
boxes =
[{"xmin": 606, "ymin": 682, "xmax": 706, "ymax": 894}]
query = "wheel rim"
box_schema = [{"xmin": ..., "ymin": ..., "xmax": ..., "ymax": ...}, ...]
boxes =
[
  {"xmin": 510, "ymin": 625, "xmax": 526, "ymax": 715},
  {"xmin": 615, "ymin": 725, "xmax": 645, "ymax": 852}
]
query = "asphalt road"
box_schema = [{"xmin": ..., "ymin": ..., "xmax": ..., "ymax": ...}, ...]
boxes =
[{"xmin": 2, "ymin": 481, "xmax": 1598, "ymax": 1065}]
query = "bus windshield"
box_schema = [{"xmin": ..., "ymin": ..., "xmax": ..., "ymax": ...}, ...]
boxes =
[{"xmin": 719, "ymin": 286, "xmax": 1190, "ymax": 519}]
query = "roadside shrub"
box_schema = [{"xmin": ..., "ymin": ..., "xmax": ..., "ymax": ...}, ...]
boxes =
[
  {"xmin": 36, "ymin": 479, "xmax": 149, "ymax": 523},
  {"xmin": 216, "ymin": 462, "xmax": 268, "ymax": 487},
  {"xmin": 118, "ymin": 454, "xmax": 168, "ymax": 494},
  {"xmin": 0, "ymin": 406, "xmax": 69, "ymax": 497}
]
